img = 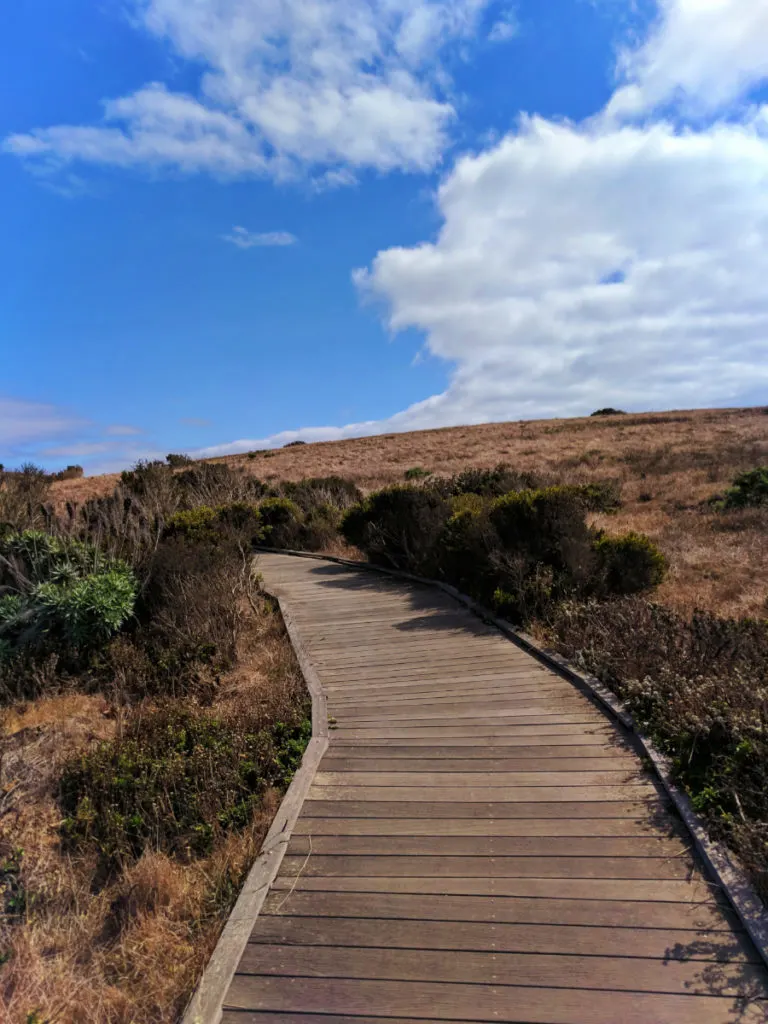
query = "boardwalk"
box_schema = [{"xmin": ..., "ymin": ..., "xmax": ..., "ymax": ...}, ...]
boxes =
[{"xmin": 221, "ymin": 552, "xmax": 768, "ymax": 1023}]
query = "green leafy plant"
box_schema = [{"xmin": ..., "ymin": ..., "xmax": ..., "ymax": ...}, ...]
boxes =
[{"xmin": 0, "ymin": 531, "xmax": 137, "ymax": 663}]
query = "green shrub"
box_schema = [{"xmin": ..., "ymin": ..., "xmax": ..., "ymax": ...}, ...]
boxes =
[
  {"xmin": 591, "ymin": 407, "xmax": 625, "ymax": 416},
  {"xmin": 164, "ymin": 506, "xmax": 218, "ymax": 543},
  {"xmin": 721, "ymin": 467, "xmax": 768, "ymax": 509},
  {"xmin": 594, "ymin": 531, "xmax": 667, "ymax": 595},
  {"xmin": 341, "ymin": 486, "xmax": 450, "ymax": 574},
  {"xmin": 436, "ymin": 494, "xmax": 495, "ymax": 598},
  {"xmin": 167, "ymin": 453, "xmax": 193, "ymax": 468},
  {"xmin": 576, "ymin": 479, "xmax": 622, "ymax": 512},
  {"xmin": 60, "ymin": 703, "xmax": 311, "ymax": 866},
  {"xmin": 299, "ymin": 503, "xmax": 342, "ymax": 551},
  {"xmin": 489, "ymin": 487, "xmax": 594, "ymax": 577},
  {"xmin": 439, "ymin": 464, "xmax": 538, "ymax": 498},
  {"xmin": 282, "ymin": 476, "xmax": 362, "ymax": 513},
  {"xmin": 404, "ymin": 466, "xmax": 432, "ymax": 481},
  {"xmin": 0, "ymin": 531, "xmax": 137, "ymax": 663},
  {"xmin": 258, "ymin": 497, "xmax": 303, "ymax": 549}
]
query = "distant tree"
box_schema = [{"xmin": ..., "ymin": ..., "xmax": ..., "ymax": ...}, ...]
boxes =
[{"xmin": 591, "ymin": 408, "xmax": 626, "ymax": 417}]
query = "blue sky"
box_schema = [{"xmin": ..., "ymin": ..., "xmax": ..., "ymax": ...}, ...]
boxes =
[{"xmin": 2, "ymin": 0, "xmax": 768, "ymax": 472}]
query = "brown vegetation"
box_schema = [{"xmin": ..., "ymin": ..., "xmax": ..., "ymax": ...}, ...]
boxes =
[
  {"xmin": 0, "ymin": 595, "xmax": 307, "ymax": 1024},
  {"xmin": 51, "ymin": 407, "xmax": 768, "ymax": 618}
]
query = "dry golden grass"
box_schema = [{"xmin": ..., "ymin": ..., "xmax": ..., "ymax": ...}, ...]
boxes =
[
  {"xmin": 53, "ymin": 406, "xmax": 768, "ymax": 619},
  {"xmin": 0, "ymin": 600, "xmax": 303, "ymax": 1024}
]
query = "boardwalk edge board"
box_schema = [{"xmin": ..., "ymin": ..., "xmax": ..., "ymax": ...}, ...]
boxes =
[
  {"xmin": 254, "ymin": 544, "xmax": 768, "ymax": 971},
  {"xmin": 181, "ymin": 594, "xmax": 329, "ymax": 1024}
]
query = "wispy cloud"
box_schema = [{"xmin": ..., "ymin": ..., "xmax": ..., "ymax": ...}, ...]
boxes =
[
  {"xmin": 222, "ymin": 226, "xmax": 297, "ymax": 249},
  {"xmin": 0, "ymin": 397, "xmax": 84, "ymax": 451},
  {"xmin": 180, "ymin": 416, "xmax": 212, "ymax": 427},
  {"xmin": 106, "ymin": 424, "xmax": 143, "ymax": 436},
  {"xmin": 488, "ymin": 11, "xmax": 519, "ymax": 43}
]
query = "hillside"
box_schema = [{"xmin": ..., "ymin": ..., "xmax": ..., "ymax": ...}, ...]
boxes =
[{"xmin": 52, "ymin": 406, "xmax": 768, "ymax": 618}]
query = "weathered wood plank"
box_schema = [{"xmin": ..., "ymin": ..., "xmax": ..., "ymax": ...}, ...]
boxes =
[
  {"xmin": 292, "ymin": 816, "xmax": 671, "ymax": 837},
  {"xmin": 248, "ymin": 914, "xmax": 756, "ymax": 961},
  {"xmin": 260, "ymin": 890, "xmax": 737, "ymax": 931},
  {"xmin": 233, "ymin": 944, "xmax": 768, "ymax": 995},
  {"xmin": 319, "ymin": 756, "xmax": 637, "ymax": 772},
  {"xmin": 269, "ymin": 874, "xmax": 717, "ymax": 902},
  {"xmin": 278, "ymin": 853, "xmax": 694, "ymax": 879},
  {"xmin": 285, "ymin": 835, "xmax": 687, "ymax": 858},
  {"xmin": 312, "ymin": 770, "xmax": 643, "ymax": 788},
  {"xmin": 306, "ymin": 785, "xmax": 656, "ymax": 802},
  {"xmin": 301, "ymin": 798, "xmax": 662, "ymax": 818}
]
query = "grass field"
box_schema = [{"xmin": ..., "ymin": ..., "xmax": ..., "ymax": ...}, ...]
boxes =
[{"xmin": 53, "ymin": 406, "xmax": 768, "ymax": 619}]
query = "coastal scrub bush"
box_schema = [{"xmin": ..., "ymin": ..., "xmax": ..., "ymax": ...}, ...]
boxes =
[
  {"xmin": 594, "ymin": 531, "xmax": 667, "ymax": 595},
  {"xmin": 721, "ymin": 467, "xmax": 768, "ymax": 509},
  {"xmin": 60, "ymin": 701, "xmax": 311, "ymax": 866},
  {"xmin": 341, "ymin": 486, "xmax": 450, "ymax": 574}
]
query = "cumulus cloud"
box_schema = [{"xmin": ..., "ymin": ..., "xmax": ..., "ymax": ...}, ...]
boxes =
[
  {"xmin": 606, "ymin": 0, "xmax": 768, "ymax": 119},
  {"xmin": 5, "ymin": 0, "xmax": 492, "ymax": 180},
  {"xmin": 222, "ymin": 226, "xmax": 297, "ymax": 249},
  {"xmin": 355, "ymin": 110, "xmax": 768, "ymax": 422}
]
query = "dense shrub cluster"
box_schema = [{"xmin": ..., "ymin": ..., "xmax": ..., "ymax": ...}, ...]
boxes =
[
  {"xmin": 721, "ymin": 467, "xmax": 768, "ymax": 509},
  {"xmin": 551, "ymin": 599, "xmax": 768, "ymax": 896},
  {"xmin": 60, "ymin": 703, "xmax": 311, "ymax": 866},
  {"xmin": 341, "ymin": 482, "xmax": 661, "ymax": 621},
  {"xmin": 0, "ymin": 531, "xmax": 137, "ymax": 672}
]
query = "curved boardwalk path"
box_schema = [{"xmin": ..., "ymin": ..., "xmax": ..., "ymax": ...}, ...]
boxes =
[{"xmin": 222, "ymin": 553, "xmax": 768, "ymax": 1023}]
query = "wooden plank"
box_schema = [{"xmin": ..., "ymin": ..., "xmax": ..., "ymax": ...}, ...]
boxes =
[
  {"xmin": 286, "ymin": 835, "xmax": 687, "ymax": 858},
  {"xmin": 332, "ymin": 712, "xmax": 599, "ymax": 727},
  {"xmin": 306, "ymin": 785, "xmax": 656, "ymax": 802},
  {"xmin": 319, "ymin": 757, "xmax": 638, "ymax": 772},
  {"xmin": 312, "ymin": 771, "xmax": 643, "ymax": 788},
  {"xmin": 293, "ymin": 816, "xmax": 672, "ymax": 838},
  {"xmin": 225, "ymin": 977, "xmax": 767, "ymax": 1023},
  {"xmin": 269, "ymin": 875, "xmax": 718, "ymax": 902},
  {"xmin": 248, "ymin": 914, "xmax": 757, "ymax": 961},
  {"xmin": 260, "ymin": 890, "xmax": 738, "ymax": 931},
  {"xmin": 278, "ymin": 854, "xmax": 693, "ymax": 879},
  {"xmin": 301, "ymin": 799, "xmax": 661, "ymax": 818},
  {"xmin": 234, "ymin": 945, "xmax": 768, "ymax": 996},
  {"xmin": 326, "ymin": 732, "xmax": 617, "ymax": 746},
  {"xmin": 323, "ymin": 743, "xmax": 633, "ymax": 758},
  {"xmin": 333, "ymin": 725, "xmax": 615, "ymax": 740}
]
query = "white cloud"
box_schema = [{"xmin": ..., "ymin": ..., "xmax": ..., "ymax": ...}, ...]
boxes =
[
  {"xmin": 106, "ymin": 424, "xmax": 143, "ymax": 436},
  {"xmin": 222, "ymin": 226, "xmax": 297, "ymax": 249},
  {"xmin": 488, "ymin": 11, "xmax": 518, "ymax": 43},
  {"xmin": 606, "ymin": 0, "xmax": 768, "ymax": 120},
  {"xmin": 353, "ymin": 110, "xmax": 768, "ymax": 423},
  {"xmin": 5, "ymin": 0, "xmax": 492, "ymax": 181}
]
